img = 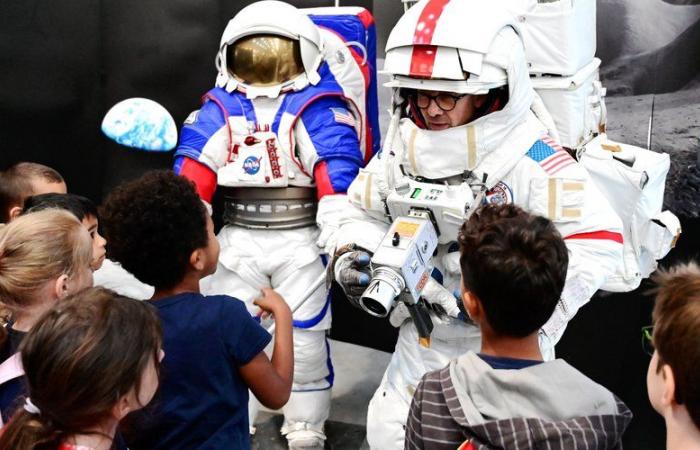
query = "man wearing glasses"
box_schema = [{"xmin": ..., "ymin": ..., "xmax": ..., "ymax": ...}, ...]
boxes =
[{"xmin": 324, "ymin": 1, "xmax": 626, "ymax": 448}]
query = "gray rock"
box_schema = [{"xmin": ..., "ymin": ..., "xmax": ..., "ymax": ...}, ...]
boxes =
[{"xmin": 606, "ymin": 90, "xmax": 700, "ymax": 217}]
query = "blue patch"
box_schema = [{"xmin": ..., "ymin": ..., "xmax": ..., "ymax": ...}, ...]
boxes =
[
  {"xmin": 242, "ymin": 156, "xmax": 261, "ymax": 175},
  {"xmin": 526, "ymin": 140, "xmax": 556, "ymax": 163}
]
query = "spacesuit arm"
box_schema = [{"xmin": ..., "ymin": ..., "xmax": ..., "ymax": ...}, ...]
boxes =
[
  {"xmin": 173, "ymin": 92, "xmax": 234, "ymax": 204},
  {"xmin": 331, "ymin": 152, "xmax": 391, "ymax": 253},
  {"xmin": 295, "ymin": 96, "xmax": 368, "ymax": 254},
  {"xmin": 537, "ymin": 173, "xmax": 624, "ymax": 349}
]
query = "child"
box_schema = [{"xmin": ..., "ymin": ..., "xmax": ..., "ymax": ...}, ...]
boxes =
[
  {"xmin": 22, "ymin": 193, "xmax": 154, "ymax": 299},
  {"xmin": 0, "ymin": 209, "xmax": 94, "ymax": 423},
  {"xmin": 0, "ymin": 162, "xmax": 66, "ymax": 223},
  {"xmin": 405, "ymin": 204, "xmax": 632, "ymax": 450},
  {"xmin": 647, "ymin": 262, "xmax": 700, "ymax": 450},
  {"xmin": 100, "ymin": 170, "xmax": 293, "ymax": 450},
  {"xmin": 23, "ymin": 193, "xmax": 107, "ymax": 271},
  {"xmin": 0, "ymin": 287, "xmax": 163, "ymax": 450}
]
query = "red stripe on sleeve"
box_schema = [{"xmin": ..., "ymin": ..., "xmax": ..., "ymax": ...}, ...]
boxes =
[
  {"xmin": 178, "ymin": 158, "xmax": 217, "ymax": 204},
  {"xmin": 358, "ymin": 8, "xmax": 375, "ymax": 28},
  {"xmin": 314, "ymin": 161, "xmax": 336, "ymax": 200},
  {"xmin": 565, "ymin": 230, "xmax": 624, "ymax": 244}
]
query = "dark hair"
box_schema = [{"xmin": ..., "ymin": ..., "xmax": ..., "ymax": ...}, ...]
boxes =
[
  {"xmin": 22, "ymin": 193, "xmax": 98, "ymax": 221},
  {"xmin": 652, "ymin": 262, "xmax": 700, "ymax": 431},
  {"xmin": 458, "ymin": 203, "xmax": 568, "ymax": 337},
  {"xmin": 0, "ymin": 287, "xmax": 162, "ymax": 450},
  {"xmin": 0, "ymin": 163, "xmax": 65, "ymax": 223},
  {"xmin": 100, "ymin": 170, "xmax": 208, "ymax": 289}
]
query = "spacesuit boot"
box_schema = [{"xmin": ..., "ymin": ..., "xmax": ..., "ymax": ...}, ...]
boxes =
[{"xmin": 281, "ymin": 389, "xmax": 331, "ymax": 449}]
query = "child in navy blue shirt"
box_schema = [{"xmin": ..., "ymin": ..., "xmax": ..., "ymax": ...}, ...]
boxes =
[{"xmin": 101, "ymin": 170, "xmax": 294, "ymax": 450}]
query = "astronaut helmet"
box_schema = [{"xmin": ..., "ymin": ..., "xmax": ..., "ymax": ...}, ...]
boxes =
[
  {"xmin": 383, "ymin": 0, "xmax": 528, "ymax": 127},
  {"xmin": 215, "ymin": 1, "xmax": 323, "ymax": 99}
]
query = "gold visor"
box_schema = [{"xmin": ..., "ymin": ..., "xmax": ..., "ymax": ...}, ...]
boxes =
[{"xmin": 228, "ymin": 34, "xmax": 304, "ymax": 87}]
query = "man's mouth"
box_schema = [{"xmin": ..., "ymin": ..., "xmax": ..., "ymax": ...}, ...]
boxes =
[{"xmin": 427, "ymin": 122, "xmax": 450, "ymax": 131}]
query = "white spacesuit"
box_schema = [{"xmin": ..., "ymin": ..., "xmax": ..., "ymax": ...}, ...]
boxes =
[
  {"xmin": 174, "ymin": 2, "xmax": 372, "ymax": 447},
  {"xmin": 329, "ymin": 1, "xmax": 624, "ymax": 448}
]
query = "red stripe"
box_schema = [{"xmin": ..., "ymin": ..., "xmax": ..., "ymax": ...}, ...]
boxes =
[
  {"xmin": 313, "ymin": 161, "xmax": 336, "ymax": 199},
  {"xmin": 547, "ymin": 159, "xmax": 576, "ymax": 174},
  {"xmin": 358, "ymin": 8, "xmax": 375, "ymax": 28},
  {"xmin": 413, "ymin": 0, "xmax": 450, "ymax": 44},
  {"xmin": 409, "ymin": 0, "xmax": 450, "ymax": 77},
  {"xmin": 541, "ymin": 153, "xmax": 571, "ymax": 171},
  {"xmin": 178, "ymin": 158, "xmax": 217, "ymax": 204},
  {"xmin": 409, "ymin": 45, "xmax": 438, "ymax": 78},
  {"xmin": 565, "ymin": 230, "xmax": 624, "ymax": 244}
]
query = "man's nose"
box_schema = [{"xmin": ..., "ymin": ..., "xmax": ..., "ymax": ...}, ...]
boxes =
[{"xmin": 426, "ymin": 98, "xmax": 443, "ymax": 116}]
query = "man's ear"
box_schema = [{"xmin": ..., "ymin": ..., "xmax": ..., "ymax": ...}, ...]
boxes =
[
  {"xmin": 8, "ymin": 206, "xmax": 22, "ymax": 221},
  {"xmin": 189, "ymin": 248, "xmax": 205, "ymax": 272},
  {"xmin": 661, "ymin": 363, "xmax": 677, "ymax": 408},
  {"xmin": 53, "ymin": 274, "xmax": 70, "ymax": 300},
  {"xmin": 473, "ymin": 94, "xmax": 489, "ymax": 109}
]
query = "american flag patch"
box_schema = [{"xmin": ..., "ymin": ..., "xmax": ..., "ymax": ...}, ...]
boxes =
[
  {"xmin": 526, "ymin": 136, "xmax": 575, "ymax": 175},
  {"xmin": 330, "ymin": 108, "xmax": 356, "ymax": 127}
]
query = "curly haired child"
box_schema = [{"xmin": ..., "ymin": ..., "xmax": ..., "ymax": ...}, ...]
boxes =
[{"xmin": 100, "ymin": 170, "xmax": 293, "ymax": 450}]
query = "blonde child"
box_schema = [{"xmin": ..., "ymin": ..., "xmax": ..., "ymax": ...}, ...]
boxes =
[{"xmin": 0, "ymin": 209, "xmax": 94, "ymax": 422}]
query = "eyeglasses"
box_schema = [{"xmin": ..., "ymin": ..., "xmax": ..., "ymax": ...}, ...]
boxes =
[
  {"xmin": 642, "ymin": 325, "xmax": 655, "ymax": 356},
  {"xmin": 414, "ymin": 92, "xmax": 468, "ymax": 112}
]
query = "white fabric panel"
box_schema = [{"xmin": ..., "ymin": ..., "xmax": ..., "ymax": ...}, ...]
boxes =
[
  {"xmin": 503, "ymin": 0, "xmax": 596, "ymax": 76},
  {"xmin": 531, "ymin": 58, "xmax": 605, "ymax": 148}
]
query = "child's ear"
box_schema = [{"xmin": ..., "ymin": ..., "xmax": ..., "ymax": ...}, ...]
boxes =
[
  {"xmin": 660, "ymin": 363, "xmax": 677, "ymax": 408},
  {"xmin": 53, "ymin": 274, "xmax": 70, "ymax": 300},
  {"xmin": 461, "ymin": 290, "xmax": 482, "ymax": 323},
  {"xmin": 112, "ymin": 393, "xmax": 134, "ymax": 420},
  {"xmin": 189, "ymin": 248, "xmax": 205, "ymax": 272},
  {"xmin": 8, "ymin": 206, "xmax": 22, "ymax": 221}
]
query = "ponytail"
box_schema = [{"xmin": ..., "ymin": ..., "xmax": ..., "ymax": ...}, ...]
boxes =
[{"xmin": 0, "ymin": 408, "xmax": 64, "ymax": 450}]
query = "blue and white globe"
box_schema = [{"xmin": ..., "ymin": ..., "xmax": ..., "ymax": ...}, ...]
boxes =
[{"xmin": 101, "ymin": 98, "xmax": 177, "ymax": 152}]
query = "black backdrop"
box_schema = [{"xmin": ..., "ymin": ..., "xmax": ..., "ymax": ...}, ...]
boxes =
[{"xmin": 2, "ymin": 1, "xmax": 698, "ymax": 449}]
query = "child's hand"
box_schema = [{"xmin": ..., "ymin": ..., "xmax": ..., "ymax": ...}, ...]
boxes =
[{"xmin": 253, "ymin": 288, "xmax": 291, "ymax": 320}]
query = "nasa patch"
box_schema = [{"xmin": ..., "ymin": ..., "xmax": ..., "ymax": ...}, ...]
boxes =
[
  {"xmin": 243, "ymin": 156, "xmax": 262, "ymax": 175},
  {"xmin": 484, "ymin": 181, "xmax": 513, "ymax": 205}
]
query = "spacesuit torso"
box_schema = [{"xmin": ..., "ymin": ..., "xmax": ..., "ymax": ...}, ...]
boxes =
[
  {"xmin": 174, "ymin": 41, "xmax": 365, "ymax": 446},
  {"xmin": 333, "ymin": 24, "xmax": 623, "ymax": 448}
]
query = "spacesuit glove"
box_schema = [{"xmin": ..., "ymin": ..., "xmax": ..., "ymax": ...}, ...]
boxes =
[
  {"xmin": 422, "ymin": 278, "xmax": 462, "ymax": 318},
  {"xmin": 316, "ymin": 194, "xmax": 349, "ymax": 256},
  {"xmin": 317, "ymin": 224, "xmax": 339, "ymax": 256},
  {"xmin": 388, "ymin": 278, "xmax": 461, "ymax": 328},
  {"xmin": 389, "ymin": 302, "xmax": 411, "ymax": 328},
  {"xmin": 328, "ymin": 244, "xmax": 372, "ymax": 308}
]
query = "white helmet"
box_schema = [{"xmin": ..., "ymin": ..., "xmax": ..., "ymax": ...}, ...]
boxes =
[
  {"xmin": 215, "ymin": 1, "xmax": 324, "ymax": 98},
  {"xmin": 384, "ymin": 0, "xmax": 518, "ymax": 95}
]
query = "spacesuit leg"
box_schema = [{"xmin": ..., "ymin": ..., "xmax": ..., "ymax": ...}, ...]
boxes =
[
  {"xmin": 200, "ymin": 226, "xmax": 270, "ymax": 433},
  {"xmin": 280, "ymin": 329, "xmax": 332, "ymax": 448},
  {"xmin": 272, "ymin": 233, "xmax": 332, "ymax": 448},
  {"xmin": 366, "ymin": 372, "xmax": 411, "ymax": 450}
]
